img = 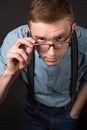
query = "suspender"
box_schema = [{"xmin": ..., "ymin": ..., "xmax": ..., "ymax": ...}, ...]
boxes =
[
  {"xmin": 70, "ymin": 30, "xmax": 78, "ymax": 101},
  {"xmin": 27, "ymin": 30, "xmax": 78, "ymax": 101},
  {"xmin": 27, "ymin": 50, "xmax": 35, "ymax": 99},
  {"xmin": 27, "ymin": 31, "xmax": 35, "ymax": 99}
]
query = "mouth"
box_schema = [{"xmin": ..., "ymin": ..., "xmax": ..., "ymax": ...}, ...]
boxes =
[{"xmin": 46, "ymin": 57, "xmax": 57, "ymax": 62}]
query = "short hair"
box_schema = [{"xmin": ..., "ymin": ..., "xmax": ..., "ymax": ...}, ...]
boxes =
[{"xmin": 27, "ymin": 0, "xmax": 74, "ymax": 24}]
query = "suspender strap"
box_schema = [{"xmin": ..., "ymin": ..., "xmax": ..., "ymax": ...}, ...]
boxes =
[
  {"xmin": 27, "ymin": 50, "xmax": 35, "ymax": 99},
  {"xmin": 70, "ymin": 30, "xmax": 78, "ymax": 101},
  {"xmin": 27, "ymin": 31, "xmax": 35, "ymax": 99}
]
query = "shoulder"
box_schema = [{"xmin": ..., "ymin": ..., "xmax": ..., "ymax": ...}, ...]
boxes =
[
  {"xmin": 75, "ymin": 26, "xmax": 87, "ymax": 54},
  {"xmin": 1, "ymin": 24, "xmax": 28, "ymax": 50},
  {"xmin": 4, "ymin": 24, "xmax": 28, "ymax": 41},
  {"xmin": 76, "ymin": 26, "xmax": 87, "ymax": 38}
]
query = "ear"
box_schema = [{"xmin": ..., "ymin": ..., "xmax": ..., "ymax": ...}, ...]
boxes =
[{"xmin": 72, "ymin": 22, "xmax": 77, "ymax": 33}]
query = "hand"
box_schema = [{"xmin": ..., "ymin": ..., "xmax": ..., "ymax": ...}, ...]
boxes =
[
  {"xmin": 69, "ymin": 108, "xmax": 80, "ymax": 119},
  {"xmin": 6, "ymin": 37, "xmax": 35, "ymax": 75}
]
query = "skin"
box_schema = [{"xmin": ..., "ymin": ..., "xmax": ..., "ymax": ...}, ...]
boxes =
[{"xmin": 0, "ymin": 18, "xmax": 87, "ymax": 120}]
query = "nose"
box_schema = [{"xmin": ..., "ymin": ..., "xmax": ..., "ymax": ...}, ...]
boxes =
[{"xmin": 48, "ymin": 46, "xmax": 56, "ymax": 56}]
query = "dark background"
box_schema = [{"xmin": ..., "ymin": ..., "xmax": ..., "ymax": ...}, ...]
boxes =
[{"xmin": 0, "ymin": 0, "xmax": 87, "ymax": 130}]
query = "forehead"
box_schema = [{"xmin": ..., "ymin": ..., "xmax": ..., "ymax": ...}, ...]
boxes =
[{"xmin": 29, "ymin": 19, "xmax": 71, "ymax": 37}]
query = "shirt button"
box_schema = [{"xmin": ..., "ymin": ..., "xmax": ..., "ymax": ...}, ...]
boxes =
[{"xmin": 48, "ymin": 76, "xmax": 54, "ymax": 80}]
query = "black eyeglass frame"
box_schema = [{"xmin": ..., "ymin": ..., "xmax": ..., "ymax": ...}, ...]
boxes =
[{"xmin": 30, "ymin": 27, "xmax": 72, "ymax": 51}]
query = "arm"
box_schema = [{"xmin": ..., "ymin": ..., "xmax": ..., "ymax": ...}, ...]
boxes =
[
  {"xmin": 0, "ymin": 69, "xmax": 18, "ymax": 103},
  {"xmin": 0, "ymin": 37, "xmax": 35, "ymax": 103},
  {"xmin": 70, "ymin": 81, "xmax": 87, "ymax": 119}
]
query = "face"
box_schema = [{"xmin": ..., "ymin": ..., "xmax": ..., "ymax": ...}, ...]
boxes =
[{"xmin": 29, "ymin": 19, "xmax": 76, "ymax": 66}]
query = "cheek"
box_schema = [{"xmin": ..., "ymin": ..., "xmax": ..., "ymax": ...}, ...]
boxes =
[{"xmin": 37, "ymin": 50, "xmax": 46, "ymax": 59}]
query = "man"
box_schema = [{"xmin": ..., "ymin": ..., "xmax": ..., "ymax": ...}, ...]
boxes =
[{"xmin": 0, "ymin": 0, "xmax": 87, "ymax": 129}]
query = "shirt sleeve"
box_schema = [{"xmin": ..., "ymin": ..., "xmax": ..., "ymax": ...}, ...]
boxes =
[
  {"xmin": 0, "ymin": 25, "xmax": 28, "ymax": 77},
  {"xmin": 0, "ymin": 26, "xmax": 25, "ymax": 76},
  {"xmin": 0, "ymin": 32, "xmax": 16, "ymax": 76}
]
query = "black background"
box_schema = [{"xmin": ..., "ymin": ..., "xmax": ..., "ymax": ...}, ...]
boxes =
[{"xmin": 0, "ymin": 0, "xmax": 87, "ymax": 130}]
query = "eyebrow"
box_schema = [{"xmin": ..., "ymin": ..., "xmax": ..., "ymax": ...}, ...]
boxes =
[
  {"xmin": 34, "ymin": 33, "xmax": 67, "ymax": 40},
  {"xmin": 34, "ymin": 36, "xmax": 46, "ymax": 39}
]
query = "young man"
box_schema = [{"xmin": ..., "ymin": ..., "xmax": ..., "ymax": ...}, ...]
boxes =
[{"xmin": 0, "ymin": 0, "xmax": 87, "ymax": 129}]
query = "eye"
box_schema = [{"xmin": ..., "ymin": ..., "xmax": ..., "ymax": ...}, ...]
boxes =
[
  {"xmin": 56, "ymin": 36, "xmax": 65, "ymax": 42},
  {"xmin": 36, "ymin": 37, "xmax": 45, "ymax": 43}
]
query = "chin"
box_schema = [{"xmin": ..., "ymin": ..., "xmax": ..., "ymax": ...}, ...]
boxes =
[{"xmin": 45, "ymin": 61, "xmax": 59, "ymax": 66}]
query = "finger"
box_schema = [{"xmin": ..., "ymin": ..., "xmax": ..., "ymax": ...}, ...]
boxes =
[
  {"xmin": 15, "ymin": 37, "xmax": 35, "ymax": 48},
  {"xmin": 7, "ymin": 51, "xmax": 24, "ymax": 63},
  {"xmin": 10, "ymin": 47, "xmax": 31, "ymax": 63}
]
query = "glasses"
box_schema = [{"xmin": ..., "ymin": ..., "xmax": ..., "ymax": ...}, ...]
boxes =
[{"xmin": 32, "ymin": 30, "xmax": 72, "ymax": 52}]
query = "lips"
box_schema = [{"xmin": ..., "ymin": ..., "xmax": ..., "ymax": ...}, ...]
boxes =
[{"xmin": 46, "ymin": 58, "xmax": 57, "ymax": 62}]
